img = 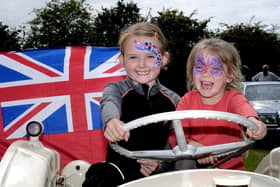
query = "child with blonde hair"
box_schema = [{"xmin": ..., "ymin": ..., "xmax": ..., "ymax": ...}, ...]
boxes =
[
  {"xmin": 170, "ymin": 38, "xmax": 266, "ymax": 170},
  {"xmin": 83, "ymin": 22, "xmax": 180, "ymax": 186}
]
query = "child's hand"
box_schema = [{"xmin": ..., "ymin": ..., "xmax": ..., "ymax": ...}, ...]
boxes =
[
  {"xmin": 104, "ymin": 118, "xmax": 130, "ymax": 142},
  {"xmin": 246, "ymin": 117, "xmax": 267, "ymax": 140},
  {"xmin": 196, "ymin": 155, "xmax": 217, "ymax": 165},
  {"xmin": 190, "ymin": 141, "xmax": 217, "ymax": 165},
  {"xmin": 137, "ymin": 159, "xmax": 161, "ymax": 177}
]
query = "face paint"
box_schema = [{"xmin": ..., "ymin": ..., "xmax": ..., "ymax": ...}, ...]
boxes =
[
  {"xmin": 134, "ymin": 40, "xmax": 162, "ymax": 67},
  {"xmin": 193, "ymin": 52, "xmax": 224, "ymax": 78}
]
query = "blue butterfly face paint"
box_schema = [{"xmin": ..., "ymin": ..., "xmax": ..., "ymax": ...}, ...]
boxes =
[
  {"xmin": 193, "ymin": 52, "xmax": 224, "ymax": 78},
  {"xmin": 134, "ymin": 40, "xmax": 162, "ymax": 67}
]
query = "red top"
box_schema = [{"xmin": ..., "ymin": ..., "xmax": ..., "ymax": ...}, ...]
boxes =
[{"xmin": 169, "ymin": 89, "xmax": 258, "ymax": 169}]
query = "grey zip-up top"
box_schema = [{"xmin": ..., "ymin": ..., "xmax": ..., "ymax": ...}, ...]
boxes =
[{"xmin": 100, "ymin": 77, "xmax": 180, "ymax": 183}]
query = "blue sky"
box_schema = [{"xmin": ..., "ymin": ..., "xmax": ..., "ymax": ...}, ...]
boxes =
[{"xmin": 1, "ymin": 0, "xmax": 279, "ymax": 32}]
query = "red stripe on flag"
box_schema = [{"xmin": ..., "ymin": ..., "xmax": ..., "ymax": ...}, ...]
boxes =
[
  {"xmin": 93, "ymin": 97, "xmax": 102, "ymax": 102},
  {"xmin": 4, "ymin": 102, "xmax": 51, "ymax": 137},
  {"xmin": 103, "ymin": 63, "xmax": 123, "ymax": 73},
  {"xmin": 3, "ymin": 52, "xmax": 60, "ymax": 77},
  {"xmin": 68, "ymin": 47, "xmax": 88, "ymax": 131},
  {"xmin": 0, "ymin": 76, "xmax": 126, "ymax": 102}
]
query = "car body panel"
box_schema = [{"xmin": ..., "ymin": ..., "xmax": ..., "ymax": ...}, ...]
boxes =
[
  {"xmin": 250, "ymin": 101, "xmax": 280, "ymax": 113},
  {"xmin": 242, "ymin": 81, "xmax": 280, "ymax": 131}
]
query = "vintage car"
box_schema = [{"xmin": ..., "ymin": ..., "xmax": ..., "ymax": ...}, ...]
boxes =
[
  {"xmin": 0, "ymin": 110, "xmax": 280, "ymax": 187},
  {"xmin": 242, "ymin": 81, "xmax": 280, "ymax": 131}
]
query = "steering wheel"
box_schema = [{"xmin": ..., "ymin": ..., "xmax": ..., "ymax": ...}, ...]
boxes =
[{"xmin": 110, "ymin": 110, "xmax": 258, "ymax": 162}]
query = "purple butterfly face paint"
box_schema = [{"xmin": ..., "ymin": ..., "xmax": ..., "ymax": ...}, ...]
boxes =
[
  {"xmin": 134, "ymin": 40, "xmax": 162, "ymax": 67},
  {"xmin": 193, "ymin": 52, "xmax": 224, "ymax": 78}
]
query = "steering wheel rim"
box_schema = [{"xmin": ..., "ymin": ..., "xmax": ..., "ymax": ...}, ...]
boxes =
[{"xmin": 110, "ymin": 110, "xmax": 258, "ymax": 161}]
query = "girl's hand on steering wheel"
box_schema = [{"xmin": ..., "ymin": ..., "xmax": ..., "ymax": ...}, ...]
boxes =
[
  {"xmin": 196, "ymin": 155, "xmax": 217, "ymax": 165},
  {"xmin": 246, "ymin": 117, "xmax": 267, "ymax": 140},
  {"xmin": 137, "ymin": 159, "xmax": 161, "ymax": 176},
  {"xmin": 104, "ymin": 118, "xmax": 130, "ymax": 142}
]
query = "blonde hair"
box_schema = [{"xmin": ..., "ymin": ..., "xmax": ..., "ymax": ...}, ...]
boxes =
[
  {"xmin": 187, "ymin": 38, "xmax": 242, "ymax": 91},
  {"xmin": 118, "ymin": 22, "xmax": 168, "ymax": 54}
]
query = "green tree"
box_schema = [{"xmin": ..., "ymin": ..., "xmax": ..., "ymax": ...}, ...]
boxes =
[
  {"xmin": 24, "ymin": 0, "xmax": 95, "ymax": 48},
  {"xmin": 92, "ymin": 0, "xmax": 144, "ymax": 46},
  {"xmin": 0, "ymin": 22, "xmax": 21, "ymax": 52},
  {"xmin": 217, "ymin": 23, "xmax": 280, "ymax": 79},
  {"xmin": 151, "ymin": 10, "xmax": 211, "ymax": 95}
]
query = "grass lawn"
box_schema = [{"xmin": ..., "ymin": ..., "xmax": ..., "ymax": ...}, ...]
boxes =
[{"xmin": 244, "ymin": 148, "xmax": 270, "ymax": 171}]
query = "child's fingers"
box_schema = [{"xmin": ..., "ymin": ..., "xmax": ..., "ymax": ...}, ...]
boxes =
[
  {"xmin": 137, "ymin": 160, "xmax": 160, "ymax": 176},
  {"xmin": 246, "ymin": 117, "xmax": 267, "ymax": 140},
  {"xmin": 197, "ymin": 155, "xmax": 217, "ymax": 165},
  {"xmin": 124, "ymin": 131, "xmax": 130, "ymax": 142},
  {"xmin": 104, "ymin": 128, "xmax": 119, "ymax": 142},
  {"xmin": 104, "ymin": 119, "xmax": 126, "ymax": 142}
]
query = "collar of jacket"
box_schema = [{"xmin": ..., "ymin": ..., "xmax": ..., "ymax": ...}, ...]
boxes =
[{"xmin": 126, "ymin": 77, "xmax": 161, "ymax": 97}]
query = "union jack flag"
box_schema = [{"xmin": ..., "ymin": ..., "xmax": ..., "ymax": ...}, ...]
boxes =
[{"xmin": 0, "ymin": 46, "xmax": 126, "ymax": 166}]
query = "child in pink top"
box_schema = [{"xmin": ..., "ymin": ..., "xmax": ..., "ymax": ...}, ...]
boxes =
[{"xmin": 169, "ymin": 38, "xmax": 267, "ymax": 169}]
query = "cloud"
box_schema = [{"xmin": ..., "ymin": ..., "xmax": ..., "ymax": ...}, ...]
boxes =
[{"xmin": 0, "ymin": 0, "xmax": 47, "ymax": 28}]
